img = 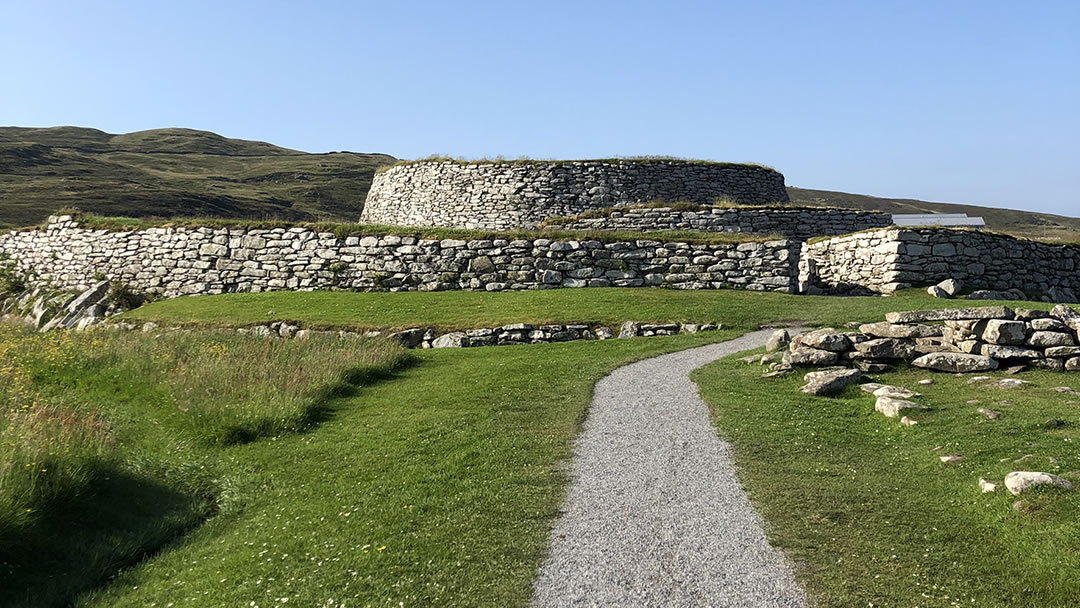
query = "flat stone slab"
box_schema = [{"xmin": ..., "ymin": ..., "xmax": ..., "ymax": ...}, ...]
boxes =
[
  {"xmin": 1004, "ymin": 471, "xmax": 1075, "ymax": 496},
  {"xmin": 912, "ymin": 352, "xmax": 999, "ymax": 373},
  {"xmin": 885, "ymin": 306, "xmax": 1014, "ymax": 324}
]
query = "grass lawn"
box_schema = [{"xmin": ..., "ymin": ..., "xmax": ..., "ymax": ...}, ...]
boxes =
[
  {"xmin": 693, "ymin": 357, "xmax": 1080, "ymax": 607},
  {"xmin": 119, "ymin": 287, "xmax": 1048, "ymax": 332}
]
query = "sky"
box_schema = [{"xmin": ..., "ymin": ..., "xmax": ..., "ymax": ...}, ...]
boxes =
[{"xmin": 1, "ymin": 0, "xmax": 1077, "ymax": 216}]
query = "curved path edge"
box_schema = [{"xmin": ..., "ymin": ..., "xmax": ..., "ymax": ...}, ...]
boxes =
[{"xmin": 531, "ymin": 329, "xmax": 808, "ymax": 608}]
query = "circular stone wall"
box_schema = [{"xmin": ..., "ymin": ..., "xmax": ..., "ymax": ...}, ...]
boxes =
[{"xmin": 360, "ymin": 159, "xmax": 789, "ymax": 230}]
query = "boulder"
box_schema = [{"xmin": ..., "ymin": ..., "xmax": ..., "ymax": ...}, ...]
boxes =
[
  {"xmin": 974, "ymin": 319, "xmax": 1027, "ymax": 345},
  {"xmin": 1068, "ymin": 357, "xmax": 1080, "ymax": 372},
  {"xmin": 594, "ymin": 326, "xmax": 614, "ymax": 340},
  {"xmin": 766, "ymin": 329, "xmax": 790, "ymax": 352},
  {"xmin": 927, "ymin": 285, "xmax": 949, "ymax": 298},
  {"xmin": 938, "ymin": 278, "xmax": 963, "ymax": 296},
  {"xmin": 793, "ymin": 328, "xmax": 852, "ymax": 352},
  {"xmin": 885, "ymin": 306, "xmax": 1013, "ymax": 324},
  {"xmin": 853, "ymin": 338, "xmax": 918, "ymax": 360},
  {"xmin": 912, "ymin": 352, "xmax": 999, "ymax": 373},
  {"xmin": 875, "ymin": 396, "xmax": 929, "ymax": 418},
  {"xmin": 787, "ymin": 347, "xmax": 839, "ymax": 366},
  {"xmin": 1028, "ymin": 331, "xmax": 1075, "ymax": 348},
  {"xmin": 389, "ymin": 328, "xmax": 426, "ymax": 348},
  {"xmin": 979, "ymin": 344, "xmax": 1043, "ymax": 359},
  {"xmin": 1045, "ymin": 346, "xmax": 1080, "ymax": 358},
  {"xmin": 873, "ymin": 385, "xmax": 920, "ymax": 399},
  {"xmin": 1015, "ymin": 308, "xmax": 1050, "ymax": 321},
  {"xmin": 1050, "ymin": 304, "xmax": 1079, "ymax": 321},
  {"xmin": 800, "ymin": 369, "xmax": 864, "ymax": 396},
  {"xmin": 432, "ymin": 332, "xmax": 469, "ymax": 348},
  {"xmin": 1004, "ymin": 471, "xmax": 1075, "ymax": 496},
  {"xmin": 618, "ymin": 321, "xmax": 640, "ymax": 338},
  {"xmin": 858, "ymin": 322, "xmax": 942, "ymax": 339}
]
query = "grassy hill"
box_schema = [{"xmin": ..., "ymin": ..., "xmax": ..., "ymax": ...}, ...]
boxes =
[
  {"xmin": 2, "ymin": 126, "xmax": 1075, "ymax": 241},
  {"xmin": 0, "ymin": 127, "xmax": 396, "ymax": 227},
  {"xmin": 789, "ymin": 186, "xmax": 1080, "ymax": 242}
]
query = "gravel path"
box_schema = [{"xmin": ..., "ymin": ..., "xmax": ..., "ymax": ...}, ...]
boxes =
[{"xmin": 531, "ymin": 330, "xmax": 807, "ymax": 608}]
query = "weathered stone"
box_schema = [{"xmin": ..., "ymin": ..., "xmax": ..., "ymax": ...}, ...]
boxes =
[
  {"xmin": 927, "ymin": 285, "xmax": 949, "ymax": 298},
  {"xmin": 1050, "ymin": 304, "xmax": 1079, "ymax": 321},
  {"xmin": 594, "ymin": 326, "xmax": 614, "ymax": 340},
  {"xmin": 766, "ymin": 328, "xmax": 790, "ymax": 352},
  {"xmin": 912, "ymin": 352, "xmax": 999, "ymax": 373},
  {"xmin": 979, "ymin": 344, "xmax": 1043, "ymax": 359},
  {"xmin": 432, "ymin": 332, "xmax": 469, "ymax": 348},
  {"xmin": 618, "ymin": 321, "xmax": 640, "ymax": 338},
  {"xmin": 900, "ymin": 416, "xmax": 918, "ymax": 426},
  {"xmin": 1029, "ymin": 331, "xmax": 1075, "ymax": 348},
  {"xmin": 389, "ymin": 328, "xmax": 426, "ymax": 348},
  {"xmin": 1045, "ymin": 346, "xmax": 1080, "ymax": 358},
  {"xmin": 794, "ymin": 328, "xmax": 852, "ymax": 352},
  {"xmin": 787, "ymin": 347, "xmax": 839, "ymax": 366},
  {"xmin": 858, "ymin": 322, "xmax": 941, "ymax": 339},
  {"xmin": 990, "ymin": 378, "xmax": 1028, "ymax": 389},
  {"xmin": 974, "ymin": 319, "xmax": 1027, "ymax": 345},
  {"xmin": 885, "ymin": 307, "xmax": 1013, "ymax": 324},
  {"xmin": 978, "ymin": 478, "xmax": 998, "ymax": 493},
  {"xmin": 800, "ymin": 369, "xmax": 864, "ymax": 396},
  {"xmin": 853, "ymin": 338, "xmax": 918, "ymax": 360},
  {"xmin": 873, "ymin": 385, "xmax": 920, "ymax": 399},
  {"xmin": 1068, "ymin": 357, "xmax": 1080, "ymax": 372},
  {"xmin": 1004, "ymin": 471, "xmax": 1075, "ymax": 495},
  {"xmin": 977, "ymin": 407, "xmax": 1001, "ymax": 420},
  {"xmin": 937, "ymin": 278, "xmax": 963, "ymax": 297},
  {"xmin": 875, "ymin": 396, "xmax": 929, "ymax": 418},
  {"xmin": 1030, "ymin": 317, "xmax": 1067, "ymax": 332},
  {"xmin": 939, "ymin": 455, "xmax": 964, "ymax": 464}
]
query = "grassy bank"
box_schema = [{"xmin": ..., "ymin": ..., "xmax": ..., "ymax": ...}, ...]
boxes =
[
  {"xmin": 0, "ymin": 325, "xmax": 409, "ymax": 607},
  {"xmin": 693, "ymin": 357, "xmax": 1080, "ymax": 607},
  {"xmin": 120, "ymin": 287, "xmax": 1046, "ymax": 332}
]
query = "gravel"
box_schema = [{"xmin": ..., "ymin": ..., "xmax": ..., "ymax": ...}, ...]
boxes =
[{"xmin": 531, "ymin": 329, "xmax": 807, "ymax": 607}]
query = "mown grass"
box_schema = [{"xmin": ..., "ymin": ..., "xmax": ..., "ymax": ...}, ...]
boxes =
[
  {"xmin": 0, "ymin": 324, "xmax": 410, "ymax": 607},
  {"xmin": 120, "ymin": 287, "xmax": 1048, "ymax": 332},
  {"xmin": 693, "ymin": 357, "xmax": 1080, "ymax": 607}
]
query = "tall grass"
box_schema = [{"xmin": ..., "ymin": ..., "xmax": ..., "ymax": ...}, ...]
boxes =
[{"xmin": 0, "ymin": 322, "xmax": 411, "ymax": 554}]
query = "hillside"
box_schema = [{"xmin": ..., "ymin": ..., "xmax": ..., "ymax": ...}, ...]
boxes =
[
  {"xmin": 0, "ymin": 127, "xmax": 396, "ymax": 226},
  {"xmin": 1, "ymin": 126, "xmax": 1076, "ymax": 241},
  {"xmin": 788, "ymin": 187, "xmax": 1080, "ymax": 242}
]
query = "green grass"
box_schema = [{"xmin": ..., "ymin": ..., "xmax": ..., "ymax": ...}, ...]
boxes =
[
  {"xmin": 3, "ymin": 323, "xmax": 749, "ymax": 607},
  {"xmin": 120, "ymin": 287, "xmax": 1050, "ymax": 332},
  {"xmin": 693, "ymin": 358, "xmax": 1080, "ymax": 607},
  {"xmin": 0, "ymin": 325, "xmax": 409, "ymax": 607},
  {"xmin": 0, "ymin": 127, "xmax": 395, "ymax": 226}
]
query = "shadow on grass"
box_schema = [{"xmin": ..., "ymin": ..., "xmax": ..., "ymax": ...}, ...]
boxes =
[
  {"xmin": 215, "ymin": 352, "xmax": 420, "ymax": 445},
  {"xmin": 0, "ymin": 468, "xmax": 212, "ymax": 608}
]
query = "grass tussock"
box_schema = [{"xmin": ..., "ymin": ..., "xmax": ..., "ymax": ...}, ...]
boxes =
[{"xmin": 0, "ymin": 321, "xmax": 411, "ymax": 604}]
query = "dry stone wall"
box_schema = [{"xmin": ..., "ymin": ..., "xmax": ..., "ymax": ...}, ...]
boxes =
[
  {"xmin": 361, "ymin": 160, "xmax": 789, "ymax": 230},
  {"xmin": 546, "ymin": 206, "xmax": 892, "ymax": 239},
  {"xmin": 801, "ymin": 228, "xmax": 1080, "ymax": 296},
  {"xmin": 0, "ymin": 216, "xmax": 800, "ymax": 298}
]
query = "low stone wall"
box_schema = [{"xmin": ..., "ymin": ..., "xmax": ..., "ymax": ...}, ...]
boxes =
[
  {"xmin": 546, "ymin": 206, "xmax": 892, "ymax": 239},
  {"xmin": 0, "ymin": 216, "xmax": 800, "ymax": 299},
  {"xmin": 801, "ymin": 228, "xmax": 1080, "ymax": 296},
  {"xmin": 361, "ymin": 159, "xmax": 789, "ymax": 230}
]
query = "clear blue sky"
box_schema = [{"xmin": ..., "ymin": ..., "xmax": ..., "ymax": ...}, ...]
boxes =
[{"xmin": 2, "ymin": 0, "xmax": 1077, "ymax": 215}]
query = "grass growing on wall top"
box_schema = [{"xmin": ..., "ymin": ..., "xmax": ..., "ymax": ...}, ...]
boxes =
[{"xmin": 374, "ymin": 155, "xmax": 780, "ymax": 174}]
